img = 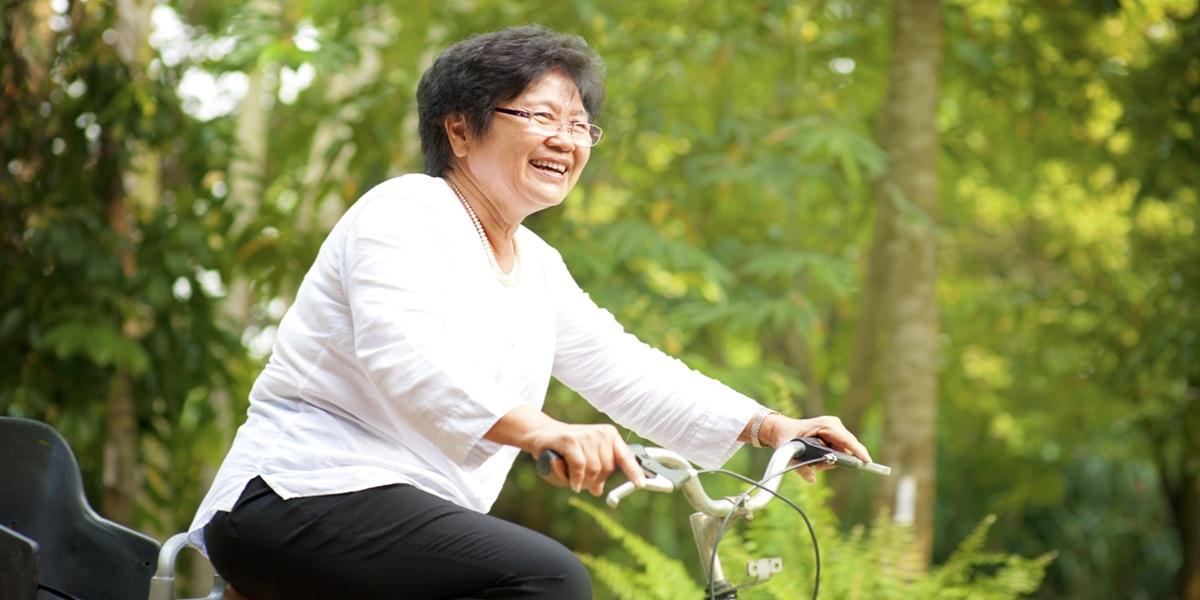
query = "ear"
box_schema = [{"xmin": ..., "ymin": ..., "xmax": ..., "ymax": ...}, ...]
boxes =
[{"xmin": 444, "ymin": 113, "xmax": 471, "ymax": 158}]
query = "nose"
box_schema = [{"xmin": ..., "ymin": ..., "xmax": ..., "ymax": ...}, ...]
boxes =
[{"xmin": 545, "ymin": 125, "xmax": 578, "ymax": 150}]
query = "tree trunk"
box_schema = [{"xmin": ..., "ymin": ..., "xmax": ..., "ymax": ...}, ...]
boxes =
[
  {"xmin": 1181, "ymin": 467, "xmax": 1200, "ymax": 600},
  {"xmin": 872, "ymin": 0, "xmax": 942, "ymax": 570},
  {"xmin": 831, "ymin": 190, "xmax": 895, "ymax": 516},
  {"xmin": 295, "ymin": 6, "xmax": 393, "ymax": 234},
  {"xmin": 226, "ymin": 0, "xmax": 279, "ymax": 297},
  {"xmin": 783, "ymin": 330, "xmax": 825, "ymax": 417},
  {"xmin": 100, "ymin": 0, "xmax": 157, "ymax": 526},
  {"xmin": 224, "ymin": 65, "xmax": 272, "ymax": 327},
  {"xmin": 101, "ymin": 373, "xmax": 137, "ymax": 523},
  {"xmin": 230, "ymin": 67, "xmax": 270, "ymax": 225},
  {"xmin": 1163, "ymin": 382, "xmax": 1200, "ymax": 600},
  {"xmin": 840, "ymin": 207, "xmax": 893, "ymax": 435},
  {"xmin": 1155, "ymin": 426, "xmax": 1200, "ymax": 600},
  {"xmin": 101, "ymin": 151, "xmax": 140, "ymax": 524}
]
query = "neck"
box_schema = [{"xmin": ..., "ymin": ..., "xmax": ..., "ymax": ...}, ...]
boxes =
[{"xmin": 444, "ymin": 171, "xmax": 519, "ymax": 265}]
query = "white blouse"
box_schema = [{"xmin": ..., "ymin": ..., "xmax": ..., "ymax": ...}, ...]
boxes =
[{"xmin": 187, "ymin": 174, "xmax": 763, "ymax": 554}]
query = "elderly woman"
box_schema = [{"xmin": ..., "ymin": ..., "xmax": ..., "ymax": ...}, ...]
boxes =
[{"xmin": 189, "ymin": 25, "xmax": 871, "ymax": 600}]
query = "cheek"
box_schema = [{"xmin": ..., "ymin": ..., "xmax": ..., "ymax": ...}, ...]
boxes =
[
  {"xmin": 483, "ymin": 154, "xmax": 520, "ymax": 183},
  {"xmin": 574, "ymin": 150, "xmax": 592, "ymax": 176}
]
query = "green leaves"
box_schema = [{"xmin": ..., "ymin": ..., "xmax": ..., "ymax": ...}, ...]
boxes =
[
  {"xmin": 4, "ymin": 0, "xmax": 1196, "ymax": 596},
  {"xmin": 42, "ymin": 321, "xmax": 151, "ymax": 376},
  {"xmin": 579, "ymin": 476, "xmax": 1052, "ymax": 599},
  {"xmin": 571, "ymin": 496, "xmax": 704, "ymax": 600},
  {"xmin": 741, "ymin": 248, "xmax": 856, "ymax": 296}
]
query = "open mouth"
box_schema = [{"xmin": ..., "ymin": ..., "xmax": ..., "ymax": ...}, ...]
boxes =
[{"xmin": 530, "ymin": 159, "xmax": 568, "ymax": 176}]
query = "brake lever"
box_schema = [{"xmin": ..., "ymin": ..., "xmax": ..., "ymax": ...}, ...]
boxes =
[
  {"xmin": 627, "ymin": 444, "xmax": 692, "ymax": 488},
  {"xmin": 606, "ymin": 473, "xmax": 677, "ymax": 508}
]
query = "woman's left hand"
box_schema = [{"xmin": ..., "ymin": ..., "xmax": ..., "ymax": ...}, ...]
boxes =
[{"xmin": 759, "ymin": 415, "xmax": 873, "ymax": 483}]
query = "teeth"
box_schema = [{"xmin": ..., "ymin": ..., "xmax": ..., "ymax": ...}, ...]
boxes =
[{"xmin": 531, "ymin": 159, "xmax": 567, "ymax": 174}]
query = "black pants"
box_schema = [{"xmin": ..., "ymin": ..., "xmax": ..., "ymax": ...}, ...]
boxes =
[{"xmin": 204, "ymin": 477, "xmax": 591, "ymax": 599}]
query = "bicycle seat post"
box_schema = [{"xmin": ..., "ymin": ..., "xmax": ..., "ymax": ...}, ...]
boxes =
[{"xmin": 689, "ymin": 512, "xmax": 737, "ymax": 599}]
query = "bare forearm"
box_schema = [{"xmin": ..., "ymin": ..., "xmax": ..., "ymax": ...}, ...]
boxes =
[
  {"xmin": 484, "ymin": 405, "xmax": 645, "ymax": 494},
  {"xmin": 483, "ymin": 405, "xmax": 558, "ymax": 454}
]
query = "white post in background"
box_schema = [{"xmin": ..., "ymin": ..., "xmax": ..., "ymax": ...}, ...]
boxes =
[{"xmin": 894, "ymin": 474, "xmax": 917, "ymax": 527}]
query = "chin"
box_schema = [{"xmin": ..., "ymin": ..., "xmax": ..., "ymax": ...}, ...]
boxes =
[
  {"xmin": 533, "ymin": 196, "xmax": 567, "ymax": 211},
  {"xmin": 530, "ymin": 187, "xmax": 571, "ymax": 208}
]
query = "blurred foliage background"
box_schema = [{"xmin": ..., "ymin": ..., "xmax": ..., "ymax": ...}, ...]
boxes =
[{"xmin": 2, "ymin": 0, "xmax": 1198, "ymax": 598}]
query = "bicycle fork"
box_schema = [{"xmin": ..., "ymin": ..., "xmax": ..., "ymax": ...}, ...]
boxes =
[{"xmin": 690, "ymin": 512, "xmax": 783, "ymax": 599}]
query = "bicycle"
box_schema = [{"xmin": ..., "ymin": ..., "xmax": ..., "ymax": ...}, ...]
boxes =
[{"xmin": 539, "ymin": 437, "xmax": 892, "ymax": 600}]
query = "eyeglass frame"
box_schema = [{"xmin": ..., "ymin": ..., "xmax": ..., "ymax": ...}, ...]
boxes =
[{"xmin": 493, "ymin": 107, "xmax": 603, "ymax": 147}]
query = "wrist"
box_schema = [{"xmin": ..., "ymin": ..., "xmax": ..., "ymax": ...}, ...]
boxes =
[
  {"xmin": 748, "ymin": 409, "xmax": 781, "ymax": 448},
  {"xmin": 759, "ymin": 413, "xmax": 791, "ymax": 447}
]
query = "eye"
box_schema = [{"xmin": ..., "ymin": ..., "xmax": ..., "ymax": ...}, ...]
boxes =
[
  {"xmin": 530, "ymin": 112, "xmax": 558, "ymax": 127},
  {"xmin": 568, "ymin": 122, "xmax": 590, "ymax": 135}
]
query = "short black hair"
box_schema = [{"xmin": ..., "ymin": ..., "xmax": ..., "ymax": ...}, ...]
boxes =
[{"xmin": 416, "ymin": 25, "xmax": 606, "ymax": 176}]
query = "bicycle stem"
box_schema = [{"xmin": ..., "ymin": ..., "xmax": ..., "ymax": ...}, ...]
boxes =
[{"xmin": 690, "ymin": 512, "xmax": 733, "ymax": 593}]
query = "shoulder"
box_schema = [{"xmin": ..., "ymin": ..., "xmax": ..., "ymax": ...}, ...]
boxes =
[
  {"xmin": 516, "ymin": 227, "xmax": 579, "ymax": 296},
  {"xmin": 353, "ymin": 174, "xmax": 452, "ymax": 219},
  {"xmin": 339, "ymin": 174, "xmax": 460, "ymax": 238},
  {"xmin": 515, "ymin": 225, "xmax": 554, "ymax": 256},
  {"xmin": 516, "ymin": 226, "xmax": 568, "ymax": 268}
]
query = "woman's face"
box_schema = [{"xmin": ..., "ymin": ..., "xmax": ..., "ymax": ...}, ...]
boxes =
[{"xmin": 453, "ymin": 70, "xmax": 592, "ymax": 219}]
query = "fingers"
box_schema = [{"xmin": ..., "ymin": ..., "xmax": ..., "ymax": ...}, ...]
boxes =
[
  {"xmin": 566, "ymin": 443, "xmax": 602, "ymax": 494},
  {"xmin": 613, "ymin": 438, "xmax": 647, "ymax": 489},
  {"xmin": 797, "ymin": 465, "xmax": 817, "ymax": 483},
  {"xmin": 561, "ymin": 445, "xmax": 587, "ymax": 493},
  {"xmin": 588, "ymin": 441, "xmax": 613, "ymax": 496},
  {"xmin": 549, "ymin": 452, "xmax": 570, "ymax": 486},
  {"xmin": 812, "ymin": 416, "xmax": 873, "ymax": 464},
  {"xmin": 764, "ymin": 414, "xmax": 875, "ymax": 476},
  {"xmin": 554, "ymin": 424, "xmax": 628, "ymax": 496},
  {"xmin": 788, "ymin": 415, "xmax": 873, "ymax": 465}
]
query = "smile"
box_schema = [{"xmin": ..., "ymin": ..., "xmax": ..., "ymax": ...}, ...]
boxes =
[{"xmin": 530, "ymin": 159, "xmax": 568, "ymax": 176}]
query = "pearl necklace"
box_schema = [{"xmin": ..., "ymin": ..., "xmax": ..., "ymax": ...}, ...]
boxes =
[{"xmin": 447, "ymin": 180, "xmax": 521, "ymax": 287}]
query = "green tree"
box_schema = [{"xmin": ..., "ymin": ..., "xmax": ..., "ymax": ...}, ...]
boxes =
[
  {"xmin": 854, "ymin": 0, "xmax": 944, "ymax": 569},
  {"xmin": 1, "ymin": 0, "xmax": 244, "ymax": 536},
  {"xmin": 933, "ymin": 1, "xmax": 1198, "ymax": 596},
  {"xmin": 5, "ymin": 1, "xmax": 1197, "ymax": 597}
]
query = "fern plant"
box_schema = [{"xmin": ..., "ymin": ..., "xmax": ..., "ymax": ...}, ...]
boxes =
[
  {"xmin": 572, "ymin": 478, "xmax": 1054, "ymax": 600},
  {"xmin": 571, "ymin": 497, "xmax": 705, "ymax": 599}
]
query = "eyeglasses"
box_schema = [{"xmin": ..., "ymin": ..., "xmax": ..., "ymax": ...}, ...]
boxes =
[{"xmin": 494, "ymin": 107, "xmax": 603, "ymax": 147}]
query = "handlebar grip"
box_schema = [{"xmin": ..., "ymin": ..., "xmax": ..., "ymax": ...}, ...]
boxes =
[
  {"xmin": 537, "ymin": 449, "xmax": 569, "ymax": 487},
  {"xmin": 861, "ymin": 462, "xmax": 892, "ymax": 476},
  {"xmin": 794, "ymin": 437, "xmax": 892, "ymax": 476}
]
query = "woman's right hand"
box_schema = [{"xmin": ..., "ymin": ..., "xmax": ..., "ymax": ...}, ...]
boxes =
[
  {"xmin": 485, "ymin": 406, "xmax": 646, "ymax": 496},
  {"xmin": 529, "ymin": 422, "xmax": 647, "ymax": 496}
]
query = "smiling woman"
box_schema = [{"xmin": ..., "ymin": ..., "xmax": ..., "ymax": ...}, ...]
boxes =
[
  {"xmin": 186, "ymin": 24, "xmax": 872, "ymax": 600},
  {"xmin": 441, "ymin": 69, "xmax": 592, "ymax": 263}
]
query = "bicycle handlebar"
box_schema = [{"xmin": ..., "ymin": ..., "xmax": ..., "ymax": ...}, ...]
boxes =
[
  {"xmin": 791, "ymin": 436, "xmax": 893, "ymax": 477},
  {"xmin": 537, "ymin": 437, "xmax": 891, "ymax": 518}
]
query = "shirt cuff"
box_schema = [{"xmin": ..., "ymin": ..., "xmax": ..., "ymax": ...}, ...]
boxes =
[{"xmin": 676, "ymin": 395, "xmax": 762, "ymax": 469}]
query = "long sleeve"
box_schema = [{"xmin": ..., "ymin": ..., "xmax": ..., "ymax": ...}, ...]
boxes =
[{"xmin": 548, "ymin": 253, "xmax": 762, "ymax": 469}]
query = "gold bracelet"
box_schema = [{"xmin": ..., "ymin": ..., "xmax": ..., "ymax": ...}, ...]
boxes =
[{"xmin": 750, "ymin": 410, "xmax": 779, "ymax": 448}]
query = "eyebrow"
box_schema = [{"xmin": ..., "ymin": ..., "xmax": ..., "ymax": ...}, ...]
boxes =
[{"xmin": 521, "ymin": 98, "xmax": 589, "ymax": 121}]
